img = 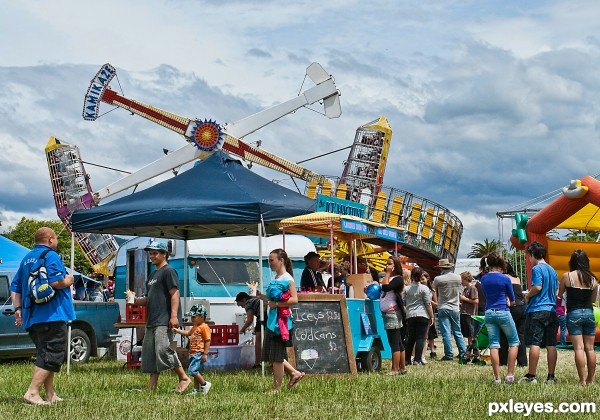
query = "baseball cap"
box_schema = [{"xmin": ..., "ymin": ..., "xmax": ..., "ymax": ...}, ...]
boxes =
[
  {"xmin": 145, "ymin": 239, "xmax": 168, "ymax": 252},
  {"xmin": 186, "ymin": 304, "xmax": 208, "ymax": 318}
]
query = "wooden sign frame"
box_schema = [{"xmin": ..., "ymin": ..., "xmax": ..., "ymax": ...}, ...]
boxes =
[{"xmin": 287, "ymin": 294, "xmax": 357, "ymax": 375}]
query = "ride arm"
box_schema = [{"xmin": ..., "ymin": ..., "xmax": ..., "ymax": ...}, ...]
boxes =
[
  {"xmin": 223, "ymin": 63, "xmax": 340, "ymax": 136},
  {"xmin": 90, "ymin": 63, "xmax": 337, "ymax": 202},
  {"xmin": 95, "ymin": 138, "xmax": 326, "ymax": 202}
]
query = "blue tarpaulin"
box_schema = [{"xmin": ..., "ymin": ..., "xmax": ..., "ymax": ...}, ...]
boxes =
[
  {"xmin": 71, "ymin": 152, "xmax": 316, "ymax": 240},
  {"xmin": 0, "ymin": 235, "xmax": 30, "ymax": 270}
]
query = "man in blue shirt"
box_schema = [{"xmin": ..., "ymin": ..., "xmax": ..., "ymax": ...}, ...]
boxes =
[
  {"xmin": 519, "ymin": 241, "xmax": 559, "ymax": 384},
  {"xmin": 10, "ymin": 227, "xmax": 75, "ymax": 405}
]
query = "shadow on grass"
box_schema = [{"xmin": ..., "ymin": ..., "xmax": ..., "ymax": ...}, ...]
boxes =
[{"xmin": 0, "ymin": 396, "xmax": 29, "ymax": 404}]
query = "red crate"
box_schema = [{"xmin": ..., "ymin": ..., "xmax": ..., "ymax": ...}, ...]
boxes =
[
  {"xmin": 210, "ymin": 324, "xmax": 239, "ymax": 346},
  {"xmin": 126, "ymin": 351, "xmax": 141, "ymax": 369},
  {"xmin": 126, "ymin": 304, "xmax": 147, "ymax": 324}
]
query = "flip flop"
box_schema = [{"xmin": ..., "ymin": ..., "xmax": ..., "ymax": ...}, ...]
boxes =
[{"xmin": 287, "ymin": 372, "xmax": 305, "ymax": 389}]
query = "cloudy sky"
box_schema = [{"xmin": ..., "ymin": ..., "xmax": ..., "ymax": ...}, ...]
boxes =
[{"xmin": 1, "ymin": 0, "xmax": 600, "ymax": 257}]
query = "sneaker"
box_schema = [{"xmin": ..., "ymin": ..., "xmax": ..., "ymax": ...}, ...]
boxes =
[
  {"xmin": 412, "ymin": 361, "xmax": 423, "ymax": 366},
  {"xmin": 429, "ymin": 352, "xmax": 437, "ymax": 360},
  {"xmin": 420, "ymin": 357, "xmax": 427, "ymax": 365},
  {"xmin": 493, "ymin": 378, "xmax": 502, "ymax": 385},
  {"xmin": 504, "ymin": 375, "xmax": 515, "ymax": 384},
  {"xmin": 546, "ymin": 376, "xmax": 557, "ymax": 384},
  {"xmin": 201, "ymin": 381, "xmax": 212, "ymax": 395},
  {"xmin": 188, "ymin": 388, "xmax": 200, "ymax": 396},
  {"xmin": 518, "ymin": 376, "xmax": 537, "ymax": 384},
  {"xmin": 440, "ymin": 356, "xmax": 454, "ymax": 361}
]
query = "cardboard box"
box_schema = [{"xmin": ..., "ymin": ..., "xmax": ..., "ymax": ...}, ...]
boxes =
[
  {"xmin": 346, "ymin": 274, "xmax": 373, "ymax": 299},
  {"xmin": 116, "ymin": 336, "xmax": 132, "ymax": 361}
]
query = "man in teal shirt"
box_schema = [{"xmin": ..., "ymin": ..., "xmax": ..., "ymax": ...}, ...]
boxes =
[{"xmin": 519, "ymin": 241, "xmax": 559, "ymax": 384}]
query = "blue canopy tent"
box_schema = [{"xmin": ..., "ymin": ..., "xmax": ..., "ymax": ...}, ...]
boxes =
[
  {"xmin": 71, "ymin": 151, "xmax": 316, "ymax": 240},
  {"xmin": 71, "ymin": 152, "xmax": 316, "ymax": 326}
]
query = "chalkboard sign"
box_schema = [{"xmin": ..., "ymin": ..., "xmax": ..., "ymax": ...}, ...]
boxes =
[{"xmin": 288, "ymin": 294, "xmax": 357, "ymax": 375}]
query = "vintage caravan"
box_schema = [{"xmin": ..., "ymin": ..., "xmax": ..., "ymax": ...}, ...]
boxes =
[{"xmin": 113, "ymin": 234, "xmax": 316, "ymax": 325}]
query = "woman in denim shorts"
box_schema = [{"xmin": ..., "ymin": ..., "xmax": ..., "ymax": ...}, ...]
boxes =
[
  {"xmin": 558, "ymin": 249, "xmax": 599, "ymax": 385},
  {"xmin": 480, "ymin": 253, "xmax": 520, "ymax": 385}
]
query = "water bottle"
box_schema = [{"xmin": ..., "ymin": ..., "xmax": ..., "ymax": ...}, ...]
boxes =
[{"xmin": 340, "ymin": 279, "xmax": 347, "ymax": 297}]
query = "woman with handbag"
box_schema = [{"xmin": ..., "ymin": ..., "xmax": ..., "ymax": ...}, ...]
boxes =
[{"xmin": 380, "ymin": 256, "xmax": 407, "ymax": 375}]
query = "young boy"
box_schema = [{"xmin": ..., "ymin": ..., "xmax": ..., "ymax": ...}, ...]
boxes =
[{"xmin": 173, "ymin": 304, "xmax": 212, "ymax": 395}]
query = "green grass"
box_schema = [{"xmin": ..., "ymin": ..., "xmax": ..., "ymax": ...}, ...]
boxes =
[{"xmin": 1, "ymin": 349, "xmax": 599, "ymax": 419}]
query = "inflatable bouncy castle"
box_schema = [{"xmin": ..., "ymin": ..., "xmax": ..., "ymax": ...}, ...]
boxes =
[{"xmin": 510, "ymin": 176, "xmax": 600, "ymax": 285}]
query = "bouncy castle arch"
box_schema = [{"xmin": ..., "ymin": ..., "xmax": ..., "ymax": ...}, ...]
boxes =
[{"xmin": 511, "ymin": 175, "xmax": 600, "ymax": 284}]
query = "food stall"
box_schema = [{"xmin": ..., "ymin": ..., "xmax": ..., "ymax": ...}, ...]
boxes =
[{"xmin": 279, "ymin": 212, "xmax": 405, "ymax": 371}]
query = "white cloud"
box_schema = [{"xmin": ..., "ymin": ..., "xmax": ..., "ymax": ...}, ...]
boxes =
[{"xmin": 2, "ymin": 0, "xmax": 600, "ymax": 259}]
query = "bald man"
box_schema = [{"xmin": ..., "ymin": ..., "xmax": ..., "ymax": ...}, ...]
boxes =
[{"xmin": 10, "ymin": 227, "xmax": 75, "ymax": 405}]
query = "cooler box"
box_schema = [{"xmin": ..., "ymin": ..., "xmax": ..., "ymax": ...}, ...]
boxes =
[{"xmin": 205, "ymin": 345, "xmax": 255, "ymax": 371}]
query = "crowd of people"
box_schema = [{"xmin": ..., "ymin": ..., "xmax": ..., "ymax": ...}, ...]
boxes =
[
  {"xmin": 9, "ymin": 228, "xmax": 599, "ymax": 404},
  {"xmin": 373, "ymin": 241, "xmax": 598, "ymax": 386}
]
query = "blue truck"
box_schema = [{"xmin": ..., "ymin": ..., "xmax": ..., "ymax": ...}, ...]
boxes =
[{"xmin": 0, "ymin": 271, "xmax": 120, "ymax": 363}]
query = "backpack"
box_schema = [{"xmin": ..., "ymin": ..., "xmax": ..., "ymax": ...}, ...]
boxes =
[{"xmin": 28, "ymin": 249, "xmax": 55, "ymax": 304}]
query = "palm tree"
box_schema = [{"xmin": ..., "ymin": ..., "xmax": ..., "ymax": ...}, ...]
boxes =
[{"xmin": 467, "ymin": 239, "xmax": 499, "ymax": 258}]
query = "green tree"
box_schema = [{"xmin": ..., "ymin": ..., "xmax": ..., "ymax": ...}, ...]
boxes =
[
  {"xmin": 4, "ymin": 217, "xmax": 91, "ymax": 273},
  {"xmin": 564, "ymin": 230, "xmax": 600, "ymax": 242},
  {"xmin": 467, "ymin": 239, "xmax": 499, "ymax": 258}
]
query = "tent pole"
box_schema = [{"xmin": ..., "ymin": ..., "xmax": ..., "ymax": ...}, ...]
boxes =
[
  {"xmin": 258, "ymin": 221, "xmax": 265, "ymax": 377},
  {"xmin": 67, "ymin": 232, "xmax": 75, "ymax": 375},
  {"xmin": 184, "ymin": 240, "xmax": 189, "ymax": 314},
  {"xmin": 353, "ymin": 240, "xmax": 358, "ymax": 274},
  {"xmin": 329, "ymin": 223, "xmax": 334, "ymax": 294}
]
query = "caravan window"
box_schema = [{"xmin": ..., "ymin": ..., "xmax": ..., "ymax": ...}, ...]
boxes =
[{"xmin": 193, "ymin": 258, "xmax": 260, "ymax": 285}]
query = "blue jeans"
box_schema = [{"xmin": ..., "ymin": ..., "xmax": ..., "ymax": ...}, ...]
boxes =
[
  {"xmin": 437, "ymin": 308, "xmax": 467, "ymax": 358},
  {"xmin": 485, "ymin": 309, "xmax": 520, "ymax": 349},
  {"xmin": 567, "ymin": 308, "xmax": 596, "ymax": 336},
  {"xmin": 557, "ymin": 314, "xmax": 567, "ymax": 345}
]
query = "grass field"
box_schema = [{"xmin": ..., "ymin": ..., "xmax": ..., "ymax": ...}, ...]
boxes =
[{"xmin": 1, "ymin": 348, "xmax": 598, "ymax": 419}]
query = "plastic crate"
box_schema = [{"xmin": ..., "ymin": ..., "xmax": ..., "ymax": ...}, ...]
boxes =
[
  {"xmin": 126, "ymin": 304, "xmax": 147, "ymax": 324},
  {"xmin": 210, "ymin": 324, "xmax": 239, "ymax": 346},
  {"xmin": 125, "ymin": 347, "xmax": 141, "ymax": 369}
]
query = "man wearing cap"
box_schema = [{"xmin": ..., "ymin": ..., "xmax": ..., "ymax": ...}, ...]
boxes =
[
  {"xmin": 300, "ymin": 251, "xmax": 326, "ymax": 292},
  {"xmin": 433, "ymin": 258, "xmax": 467, "ymax": 361},
  {"xmin": 235, "ymin": 291, "xmax": 266, "ymax": 368},
  {"xmin": 134, "ymin": 239, "xmax": 191, "ymax": 393}
]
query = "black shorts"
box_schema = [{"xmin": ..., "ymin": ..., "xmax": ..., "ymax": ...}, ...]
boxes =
[
  {"xmin": 460, "ymin": 314, "xmax": 475, "ymax": 338},
  {"xmin": 28, "ymin": 321, "xmax": 68, "ymax": 373},
  {"xmin": 525, "ymin": 311, "xmax": 558, "ymax": 347},
  {"xmin": 385, "ymin": 328, "xmax": 405, "ymax": 353}
]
